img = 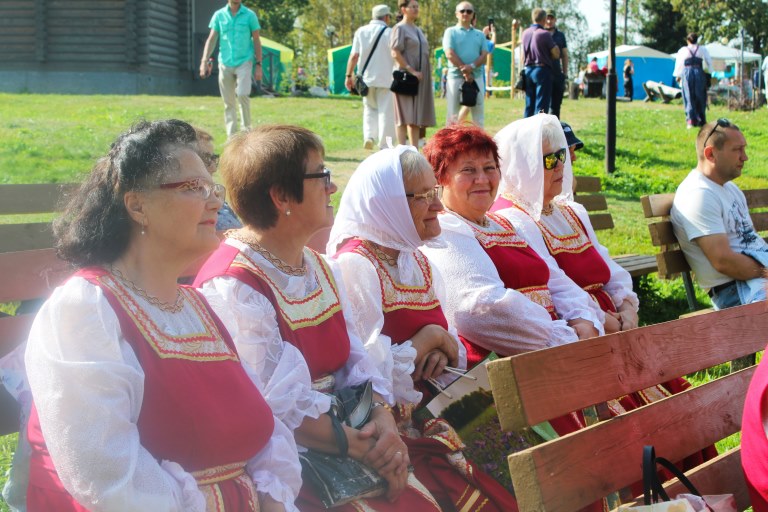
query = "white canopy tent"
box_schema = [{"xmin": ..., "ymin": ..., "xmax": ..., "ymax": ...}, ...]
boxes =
[
  {"xmin": 703, "ymin": 42, "xmax": 761, "ymax": 63},
  {"xmin": 588, "ymin": 44, "xmax": 675, "ymax": 60}
]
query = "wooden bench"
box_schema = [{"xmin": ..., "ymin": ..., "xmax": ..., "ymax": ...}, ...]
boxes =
[
  {"xmin": 0, "ymin": 183, "xmax": 76, "ymax": 436},
  {"xmin": 574, "ymin": 176, "xmax": 658, "ymax": 278},
  {"xmin": 486, "ymin": 301, "xmax": 766, "ymax": 511},
  {"xmin": 641, "ymin": 188, "xmax": 768, "ymax": 311}
]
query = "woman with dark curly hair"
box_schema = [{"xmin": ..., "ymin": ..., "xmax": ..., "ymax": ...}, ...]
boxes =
[{"xmin": 25, "ymin": 119, "xmax": 300, "ymax": 512}]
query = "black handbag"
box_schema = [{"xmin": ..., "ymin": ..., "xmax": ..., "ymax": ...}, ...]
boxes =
[
  {"xmin": 391, "ymin": 30, "xmax": 422, "ymax": 96},
  {"xmin": 514, "ymin": 69, "xmax": 526, "ymax": 91},
  {"xmin": 351, "ymin": 26, "xmax": 387, "ymax": 97},
  {"xmin": 300, "ymin": 381, "xmax": 387, "ymax": 508},
  {"xmin": 459, "ymin": 79, "xmax": 480, "ymax": 106}
]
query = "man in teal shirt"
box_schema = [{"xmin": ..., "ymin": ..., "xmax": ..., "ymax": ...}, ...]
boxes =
[
  {"xmin": 200, "ymin": 0, "xmax": 262, "ymax": 137},
  {"xmin": 442, "ymin": 1, "xmax": 488, "ymax": 127}
]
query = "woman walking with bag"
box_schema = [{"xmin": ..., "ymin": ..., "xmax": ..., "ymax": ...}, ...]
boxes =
[{"xmin": 390, "ymin": 0, "xmax": 435, "ymax": 146}]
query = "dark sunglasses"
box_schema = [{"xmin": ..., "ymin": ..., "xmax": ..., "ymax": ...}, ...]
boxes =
[
  {"xmin": 304, "ymin": 168, "xmax": 332, "ymax": 189},
  {"xmin": 459, "ymin": 8, "xmax": 474, "ymax": 14},
  {"xmin": 543, "ymin": 148, "xmax": 567, "ymax": 170},
  {"xmin": 702, "ymin": 118, "xmax": 734, "ymax": 148}
]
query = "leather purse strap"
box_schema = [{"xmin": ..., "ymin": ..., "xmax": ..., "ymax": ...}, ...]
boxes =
[{"xmin": 643, "ymin": 445, "xmax": 704, "ymax": 505}]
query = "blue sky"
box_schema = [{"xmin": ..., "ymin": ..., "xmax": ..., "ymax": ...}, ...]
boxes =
[{"xmin": 580, "ymin": 0, "xmax": 610, "ymax": 37}]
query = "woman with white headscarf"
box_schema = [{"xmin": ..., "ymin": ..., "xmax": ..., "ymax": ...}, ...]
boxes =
[
  {"xmin": 328, "ymin": 146, "xmax": 518, "ymax": 512},
  {"xmin": 491, "ymin": 113, "xmax": 638, "ymax": 333}
]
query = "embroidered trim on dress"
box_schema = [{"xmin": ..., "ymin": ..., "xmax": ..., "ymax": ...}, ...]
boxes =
[
  {"xmin": 518, "ymin": 284, "xmax": 556, "ymax": 315},
  {"xmin": 231, "ymin": 248, "xmax": 343, "ymax": 330},
  {"xmin": 98, "ymin": 275, "xmax": 238, "ymax": 362},
  {"xmin": 536, "ymin": 204, "xmax": 593, "ymax": 255},
  {"xmin": 354, "ymin": 243, "xmax": 440, "ymax": 313},
  {"xmin": 462, "ymin": 212, "xmax": 529, "ymax": 249}
]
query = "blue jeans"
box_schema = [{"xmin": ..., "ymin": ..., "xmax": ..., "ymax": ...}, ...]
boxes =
[
  {"xmin": 524, "ymin": 66, "xmax": 552, "ymax": 118},
  {"xmin": 710, "ymin": 282, "xmax": 741, "ymax": 310}
]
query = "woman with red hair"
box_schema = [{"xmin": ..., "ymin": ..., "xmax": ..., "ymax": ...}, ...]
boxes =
[{"xmin": 420, "ymin": 124, "xmax": 603, "ymax": 367}]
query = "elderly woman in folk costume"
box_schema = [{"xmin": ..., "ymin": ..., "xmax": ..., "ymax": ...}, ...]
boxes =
[
  {"xmin": 194, "ymin": 125, "xmax": 442, "ymax": 511},
  {"xmin": 490, "ymin": 114, "xmax": 638, "ymax": 334},
  {"xmin": 328, "ymin": 146, "xmax": 518, "ymax": 511}
]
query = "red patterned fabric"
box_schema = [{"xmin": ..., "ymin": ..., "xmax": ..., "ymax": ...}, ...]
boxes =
[
  {"xmin": 335, "ymin": 239, "xmax": 518, "ymax": 512},
  {"xmin": 742, "ymin": 348, "xmax": 768, "ymax": 511},
  {"xmin": 27, "ymin": 268, "xmax": 273, "ymax": 511},
  {"xmin": 194, "ymin": 243, "xmax": 351, "ymax": 381}
]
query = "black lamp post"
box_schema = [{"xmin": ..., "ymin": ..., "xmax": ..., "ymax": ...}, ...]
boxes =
[{"xmin": 606, "ymin": 0, "xmax": 617, "ymax": 174}]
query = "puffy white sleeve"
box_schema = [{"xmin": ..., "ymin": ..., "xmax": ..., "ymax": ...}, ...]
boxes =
[
  {"xmin": 199, "ymin": 276, "xmax": 332, "ymax": 429},
  {"xmin": 334, "ymin": 252, "xmax": 420, "ymax": 406},
  {"xmin": 325, "ymin": 256, "xmax": 394, "ymax": 404},
  {"xmin": 570, "ymin": 202, "xmax": 639, "ymax": 311},
  {"xmin": 25, "ymin": 278, "xmax": 205, "ymax": 512},
  {"xmin": 701, "ymin": 47, "xmax": 713, "ymax": 73},
  {"xmin": 673, "ymin": 47, "xmax": 686, "ymax": 78},
  {"xmin": 503, "ymin": 209, "xmax": 605, "ymax": 334},
  {"xmin": 421, "ymin": 229, "xmax": 578, "ymax": 357},
  {"xmin": 246, "ymin": 419, "xmax": 302, "ymax": 511}
]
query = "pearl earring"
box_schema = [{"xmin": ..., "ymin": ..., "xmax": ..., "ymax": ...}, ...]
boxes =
[
  {"xmin": 141, "ymin": 220, "xmax": 146, "ymax": 235},
  {"xmin": 286, "ymin": 209, "xmax": 291, "ymax": 216}
]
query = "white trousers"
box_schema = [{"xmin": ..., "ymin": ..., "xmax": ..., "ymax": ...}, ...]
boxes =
[
  {"xmin": 218, "ymin": 61, "xmax": 253, "ymax": 137},
  {"xmin": 445, "ymin": 76, "xmax": 485, "ymax": 127},
  {"xmin": 362, "ymin": 86, "xmax": 396, "ymax": 149}
]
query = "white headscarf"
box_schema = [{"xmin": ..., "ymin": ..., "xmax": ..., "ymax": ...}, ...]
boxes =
[
  {"xmin": 494, "ymin": 113, "xmax": 574, "ymax": 221},
  {"xmin": 327, "ymin": 145, "xmax": 441, "ymax": 268}
]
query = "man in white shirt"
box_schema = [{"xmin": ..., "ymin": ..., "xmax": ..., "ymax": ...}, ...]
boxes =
[
  {"xmin": 670, "ymin": 119, "xmax": 767, "ymax": 309},
  {"xmin": 345, "ymin": 5, "xmax": 395, "ymax": 150}
]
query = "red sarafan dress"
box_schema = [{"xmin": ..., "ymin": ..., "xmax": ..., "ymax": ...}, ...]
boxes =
[
  {"xmin": 194, "ymin": 242, "xmax": 441, "ymax": 512},
  {"xmin": 742, "ymin": 348, "xmax": 768, "ymax": 511},
  {"xmin": 335, "ymin": 238, "xmax": 519, "ymax": 512},
  {"xmin": 26, "ymin": 268, "xmax": 274, "ymax": 511}
]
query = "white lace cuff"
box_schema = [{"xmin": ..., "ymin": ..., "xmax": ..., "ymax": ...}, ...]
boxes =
[{"xmin": 160, "ymin": 460, "xmax": 206, "ymax": 512}]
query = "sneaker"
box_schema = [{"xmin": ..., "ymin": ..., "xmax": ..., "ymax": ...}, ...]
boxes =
[{"xmin": 364, "ymin": 138, "xmax": 375, "ymax": 150}]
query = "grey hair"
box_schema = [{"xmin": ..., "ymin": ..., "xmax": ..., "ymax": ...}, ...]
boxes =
[
  {"xmin": 400, "ymin": 149, "xmax": 432, "ymax": 183},
  {"xmin": 541, "ymin": 116, "xmax": 565, "ymax": 150}
]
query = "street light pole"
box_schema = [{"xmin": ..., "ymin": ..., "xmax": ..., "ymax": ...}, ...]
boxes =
[{"xmin": 606, "ymin": 0, "xmax": 617, "ymax": 174}]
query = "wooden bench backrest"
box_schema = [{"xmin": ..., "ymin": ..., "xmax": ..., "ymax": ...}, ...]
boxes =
[
  {"xmin": 0, "ymin": 183, "xmax": 77, "ymax": 253},
  {"xmin": 573, "ymin": 176, "xmax": 615, "ymax": 231},
  {"xmin": 642, "ymin": 189, "xmax": 768, "ymax": 279},
  {"xmin": 486, "ymin": 302, "xmax": 767, "ymax": 511}
]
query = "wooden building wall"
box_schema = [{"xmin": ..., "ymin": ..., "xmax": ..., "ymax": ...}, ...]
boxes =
[{"xmin": 0, "ymin": 0, "xmax": 193, "ymax": 72}]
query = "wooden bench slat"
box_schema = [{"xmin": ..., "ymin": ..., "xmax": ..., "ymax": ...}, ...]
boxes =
[
  {"xmin": 751, "ymin": 211, "xmax": 768, "ymax": 232},
  {"xmin": 0, "ymin": 249, "xmax": 71, "ymax": 303},
  {"xmin": 656, "ymin": 250, "xmax": 691, "ymax": 279},
  {"xmin": 509, "ymin": 369, "xmax": 752, "ymax": 512},
  {"xmin": 662, "ymin": 448, "xmax": 750, "ymax": 511},
  {"xmin": 0, "ymin": 183, "xmax": 76, "ymax": 215},
  {"xmin": 573, "ymin": 194, "xmax": 608, "ymax": 212},
  {"xmin": 648, "ymin": 220, "xmax": 677, "ymax": 246},
  {"xmin": 744, "ymin": 189, "xmax": 768, "ymax": 209},
  {"xmin": 641, "ymin": 193, "xmax": 674, "ymax": 218},
  {"xmin": 574, "ymin": 176, "xmax": 602, "ymax": 192},
  {"xmin": 487, "ymin": 301, "xmax": 767, "ymax": 431},
  {"xmin": 588, "ymin": 213, "xmax": 614, "ymax": 231},
  {"xmin": 613, "ymin": 254, "xmax": 658, "ymax": 277},
  {"xmin": 0, "ymin": 223, "xmax": 56, "ymax": 253}
]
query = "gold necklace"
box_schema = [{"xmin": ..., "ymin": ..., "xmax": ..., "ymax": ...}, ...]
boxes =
[
  {"xmin": 365, "ymin": 241, "xmax": 398, "ymax": 266},
  {"xmin": 109, "ymin": 266, "xmax": 184, "ymax": 313},
  {"xmin": 229, "ymin": 230, "xmax": 307, "ymax": 276},
  {"xmin": 541, "ymin": 203, "xmax": 555, "ymax": 216}
]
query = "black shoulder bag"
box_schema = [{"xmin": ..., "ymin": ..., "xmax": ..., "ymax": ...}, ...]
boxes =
[
  {"xmin": 352, "ymin": 26, "xmax": 388, "ymax": 97},
  {"xmin": 391, "ymin": 29, "xmax": 421, "ymax": 96},
  {"xmin": 515, "ymin": 30, "xmax": 534, "ymax": 91}
]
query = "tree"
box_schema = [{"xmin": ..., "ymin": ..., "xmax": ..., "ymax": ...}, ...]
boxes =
[
  {"xmin": 639, "ymin": 0, "xmax": 687, "ymax": 54},
  {"xmin": 670, "ymin": 0, "xmax": 768, "ymax": 54},
  {"xmin": 247, "ymin": 0, "xmax": 310, "ymax": 42}
]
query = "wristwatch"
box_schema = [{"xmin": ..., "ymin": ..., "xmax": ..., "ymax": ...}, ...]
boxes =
[{"xmin": 469, "ymin": 63, "xmax": 476, "ymax": 69}]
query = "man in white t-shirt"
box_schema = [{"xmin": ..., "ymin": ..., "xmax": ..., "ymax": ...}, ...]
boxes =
[
  {"xmin": 345, "ymin": 5, "xmax": 395, "ymax": 150},
  {"xmin": 671, "ymin": 119, "xmax": 767, "ymax": 309}
]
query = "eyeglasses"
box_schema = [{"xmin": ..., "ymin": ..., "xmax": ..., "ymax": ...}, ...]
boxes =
[
  {"xmin": 160, "ymin": 178, "xmax": 226, "ymax": 200},
  {"xmin": 406, "ymin": 185, "xmax": 443, "ymax": 202},
  {"xmin": 543, "ymin": 148, "xmax": 567, "ymax": 170},
  {"xmin": 458, "ymin": 8, "xmax": 474, "ymax": 14},
  {"xmin": 304, "ymin": 168, "xmax": 332, "ymax": 189},
  {"xmin": 702, "ymin": 118, "xmax": 734, "ymax": 148},
  {"xmin": 200, "ymin": 152, "xmax": 219, "ymax": 167}
]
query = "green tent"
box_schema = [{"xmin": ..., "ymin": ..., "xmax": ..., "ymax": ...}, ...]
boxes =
[
  {"xmin": 328, "ymin": 44, "xmax": 352, "ymax": 95},
  {"xmin": 261, "ymin": 37, "xmax": 294, "ymax": 91},
  {"xmin": 433, "ymin": 45, "xmax": 511, "ymax": 84}
]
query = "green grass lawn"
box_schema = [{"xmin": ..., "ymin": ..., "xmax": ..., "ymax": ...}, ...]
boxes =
[{"xmin": 1, "ymin": 92, "xmax": 767, "ymax": 507}]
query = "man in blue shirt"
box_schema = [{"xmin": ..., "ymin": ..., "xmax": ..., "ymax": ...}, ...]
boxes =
[
  {"xmin": 200, "ymin": 0, "xmax": 262, "ymax": 137},
  {"xmin": 442, "ymin": 2, "xmax": 488, "ymax": 127},
  {"xmin": 521, "ymin": 8, "xmax": 559, "ymax": 118},
  {"xmin": 545, "ymin": 10, "xmax": 568, "ymax": 118}
]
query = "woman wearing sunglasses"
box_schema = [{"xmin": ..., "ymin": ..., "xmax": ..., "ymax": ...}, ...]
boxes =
[
  {"xmin": 420, "ymin": 124, "xmax": 602, "ymax": 365},
  {"xmin": 24, "ymin": 120, "xmax": 301, "ymax": 511},
  {"xmin": 328, "ymin": 146, "xmax": 517, "ymax": 511},
  {"xmin": 491, "ymin": 114, "xmax": 637, "ymax": 334},
  {"xmin": 194, "ymin": 125, "xmax": 441, "ymax": 512}
]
